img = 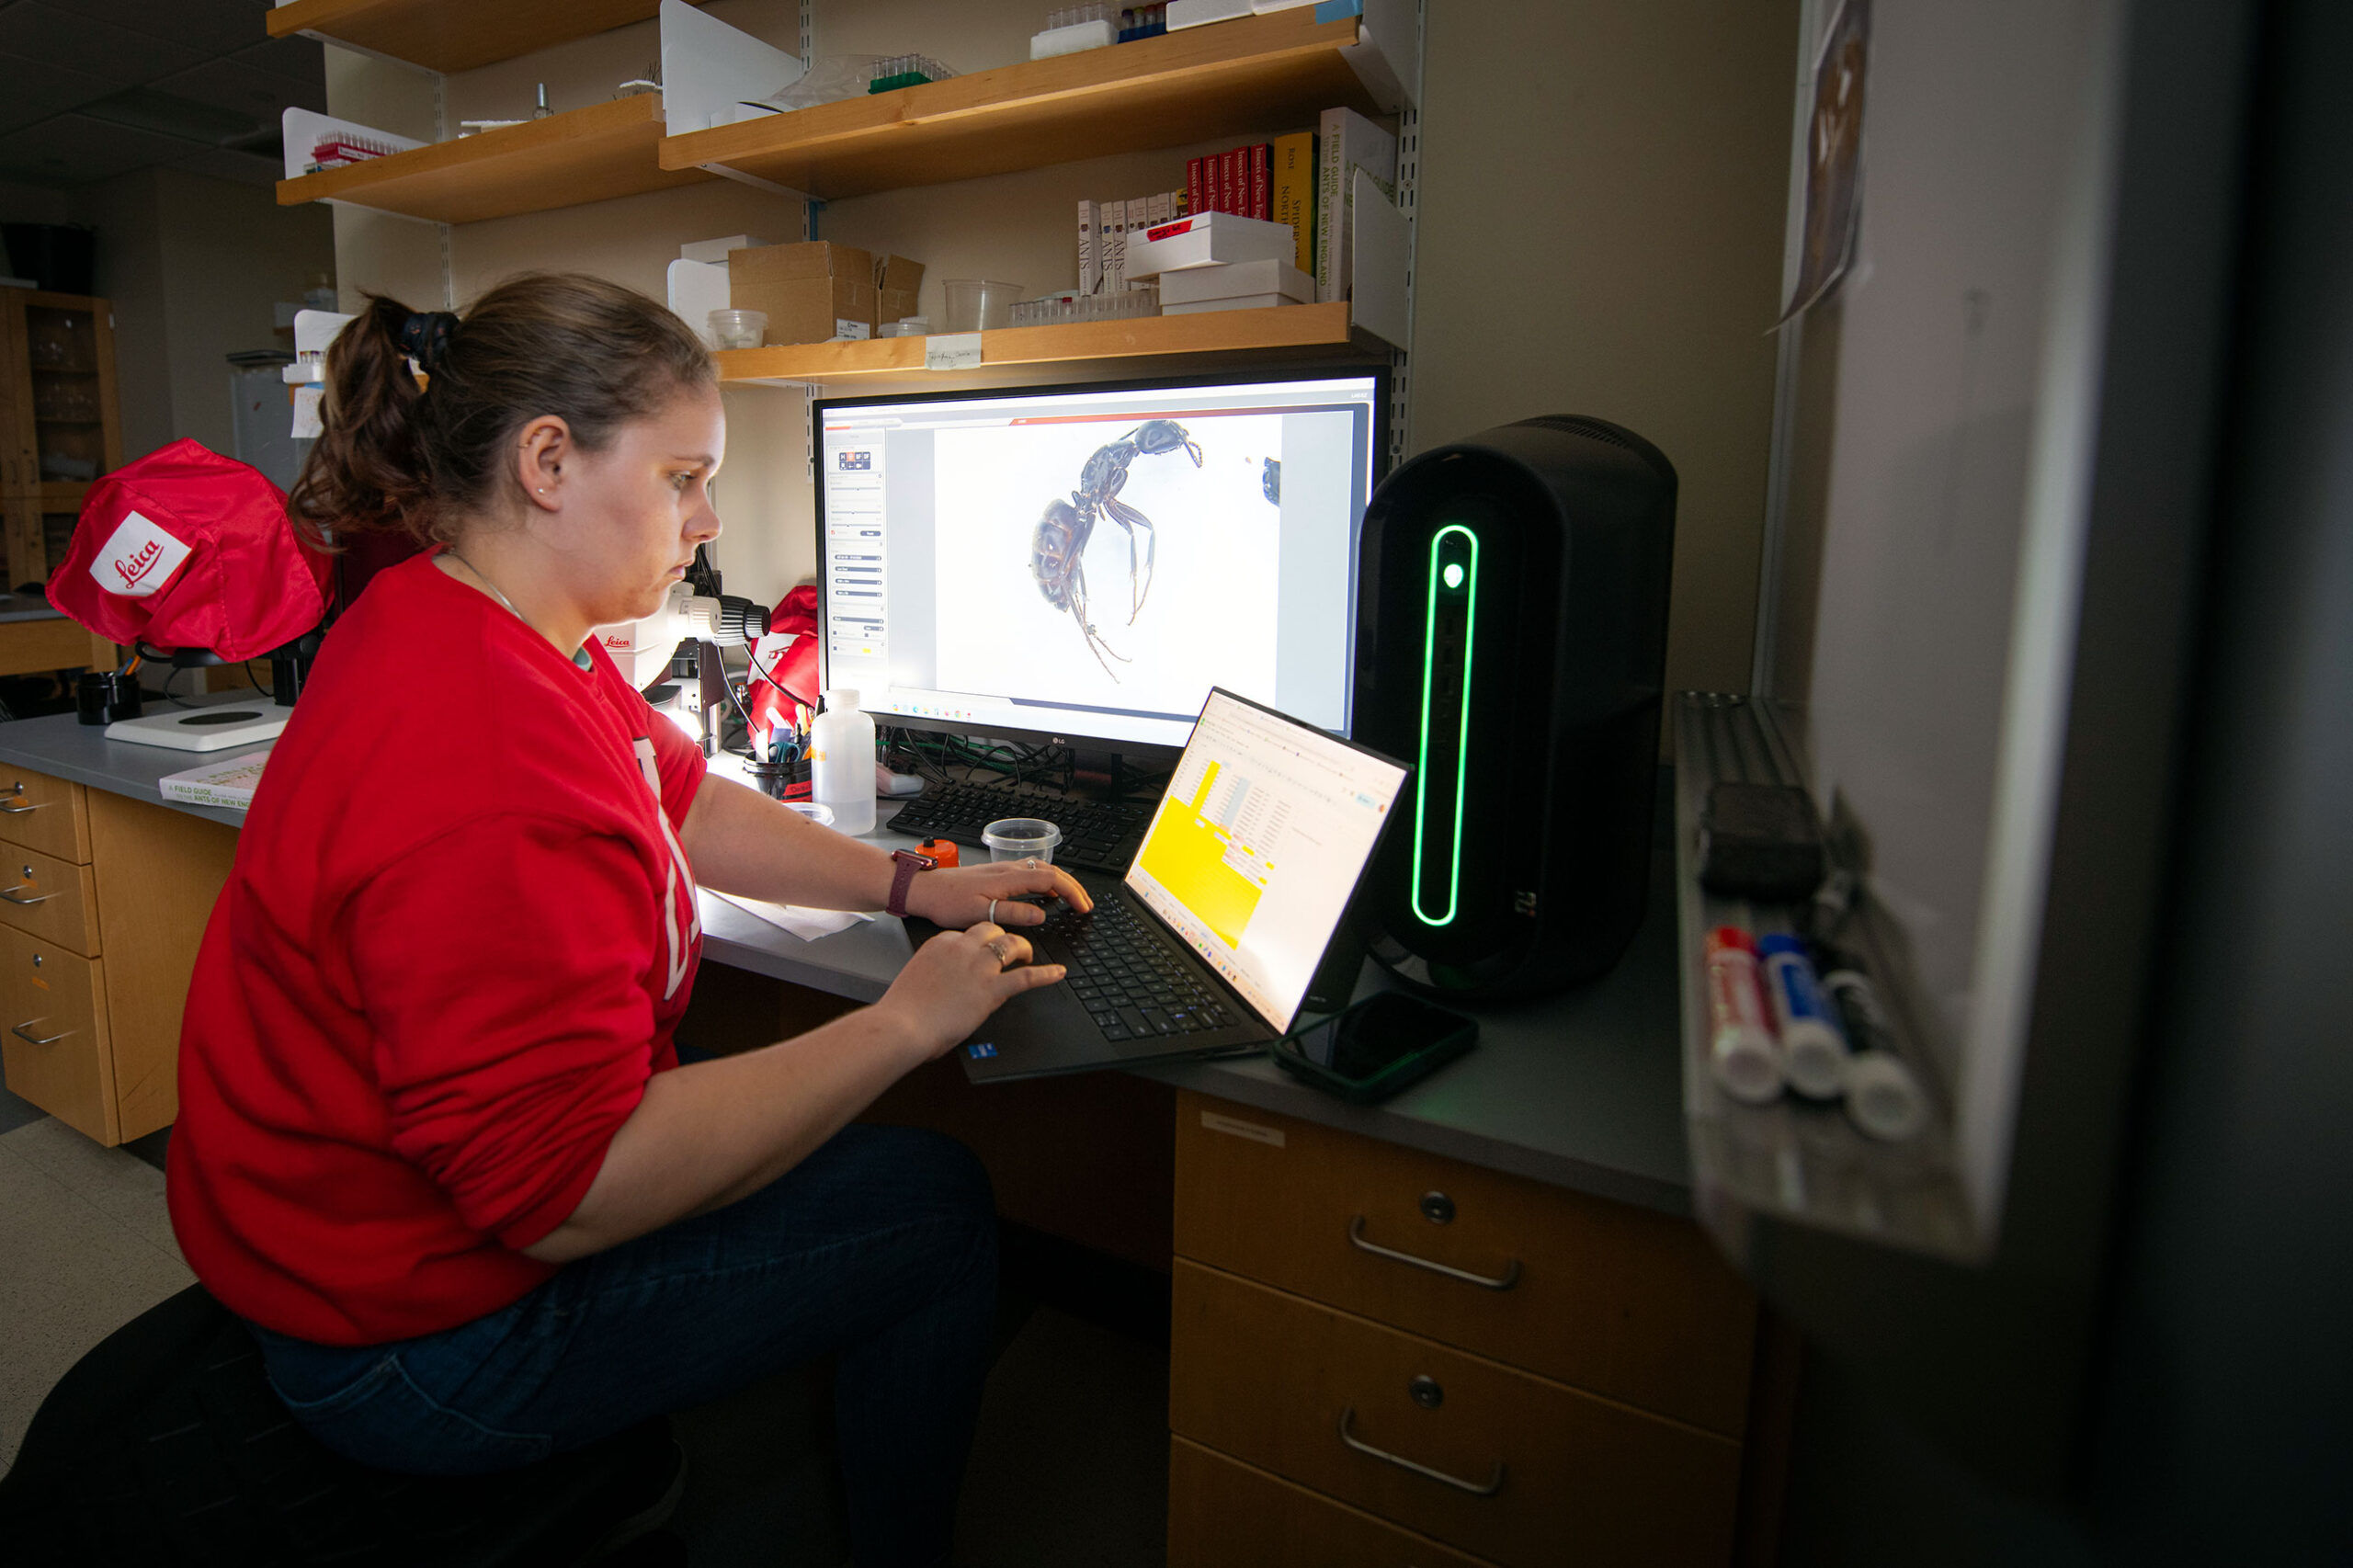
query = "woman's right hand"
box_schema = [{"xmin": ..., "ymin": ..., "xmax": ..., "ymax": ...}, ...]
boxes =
[{"xmin": 875, "ymin": 921, "xmax": 1067, "ymax": 1060}]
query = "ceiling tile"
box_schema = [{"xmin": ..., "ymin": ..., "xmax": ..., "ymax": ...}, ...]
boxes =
[
  {"xmin": 0, "ymin": 47, "xmax": 116, "ymax": 135},
  {"xmin": 0, "ymin": 110, "xmax": 195, "ymax": 186},
  {"xmin": 230, "ymin": 34, "xmax": 323, "ymax": 90},
  {"xmin": 153, "ymin": 55, "xmax": 324, "ymax": 123},
  {"xmin": 38, "ymin": 0, "xmax": 270, "ymax": 58},
  {"xmin": 0, "ymin": 2, "xmax": 210, "ymax": 86}
]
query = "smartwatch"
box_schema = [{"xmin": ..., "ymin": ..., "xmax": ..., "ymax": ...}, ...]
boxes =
[{"xmin": 886, "ymin": 847, "xmax": 935, "ymax": 918}]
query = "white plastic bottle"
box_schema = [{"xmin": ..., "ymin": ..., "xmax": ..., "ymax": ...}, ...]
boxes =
[{"xmin": 809, "ymin": 687, "xmax": 877, "ymax": 835}]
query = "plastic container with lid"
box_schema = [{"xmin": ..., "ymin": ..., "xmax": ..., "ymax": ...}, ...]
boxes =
[
  {"xmin": 982, "ymin": 817, "xmax": 1062, "ymax": 864},
  {"xmin": 809, "ymin": 689, "xmax": 877, "ymax": 835},
  {"xmin": 708, "ymin": 308, "xmax": 767, "ymax": 348}
]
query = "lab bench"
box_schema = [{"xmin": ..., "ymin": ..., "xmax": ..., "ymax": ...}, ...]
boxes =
[{"xmin": 0, "ymin": 711, "xmax": 1780, "ymax": 1566}]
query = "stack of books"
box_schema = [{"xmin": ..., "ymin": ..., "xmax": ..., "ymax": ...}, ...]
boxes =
[
  {"xmin": 1077, "ymin": 191, "xmax": 1190, "ymax": 295},
  {"xmin": 1143, "ymin": 108, "xmax": 1398, "ymax": 313}
]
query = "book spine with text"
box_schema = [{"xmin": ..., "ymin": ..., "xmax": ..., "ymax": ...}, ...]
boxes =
[
  {"xmin": 1125, "ymin": 199, "xmax": 1150, "ymax": 287},
  {"xmin": 1186, "ymin": 157, "xmax": 1205, "ymax": 220},
  {"xmin": 1078, "ymin": 198, "xmax": 1099, "ymax": 294},
  {"xmin": 1250, "ymin": 142, "xmax": 1271, "ymax": 221},
  {"xmin": 1271, "ymin": 131, "xmax": 1316, "ymax": 274},
  {"xmin": 1102, "ymin": 199, "xmax": 1126, "ymax": 292}
]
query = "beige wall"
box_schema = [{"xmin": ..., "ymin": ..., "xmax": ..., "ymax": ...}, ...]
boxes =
[
  {"xmin": 76, "ymin": 170, "xmax": 173, "ymax": 461},
  {"xmin": 1409, "ymin": 0, "xmax": 1799, "ymax": 705},
  {"xmin": 150, "ymin": 171, "xmax": 338, "ymax": 457}
]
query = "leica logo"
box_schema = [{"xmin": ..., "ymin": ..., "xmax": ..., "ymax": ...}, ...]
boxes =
[
  {"xmin": 87, "ymin": 511, "xmax": 192, "ymax": 601},
  {"xmin": 112, "ymin": 540, "xmax": 165, "ymax": 588}
]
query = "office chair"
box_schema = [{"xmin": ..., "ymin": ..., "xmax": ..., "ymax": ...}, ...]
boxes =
[{"xmin": 0, "ymin": 1283, "xmax": 685, "ymax": 1566}]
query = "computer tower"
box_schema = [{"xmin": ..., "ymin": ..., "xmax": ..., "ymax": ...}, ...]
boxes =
[{"xmin": 1354, "ymin": 415, "xmax": 1676, "ymax": 999}]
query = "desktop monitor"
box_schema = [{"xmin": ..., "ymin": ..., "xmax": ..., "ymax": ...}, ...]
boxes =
[{"xmin": 813, "ymin": 369, "xmax": 1383, "ymax": 767}]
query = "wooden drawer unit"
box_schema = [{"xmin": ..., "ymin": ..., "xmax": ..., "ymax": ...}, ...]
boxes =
[
  {"xmin": 0, "ymin": 924, "xmax": 115, "ymax": 1144},
  {"xmin": 0, "ymin": 773, "xmax": 238, "ymax": 1146},
  {"xmin": 1171, "ymin": 1260, "xmax": 1743, "ymax": 1568},
  {"xmin": 0, "ymin": 763, "xmax": 92, "ymax": 863},
  {"xmin": 1171, "ymin": 1436, "xmax": 1497, "ymax": 1568},
  {"xmin": 0, "ymin": 841, "xmax": 99, "ymax": 956},
  {"xmin": 1175, "ymin": 1094, "xmax": 1756, "ymax": 1435}
]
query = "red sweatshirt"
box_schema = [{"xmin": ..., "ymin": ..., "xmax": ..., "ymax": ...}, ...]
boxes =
[{"xmin": 167, "ymin": 552, "xmax": 707, "ymax": 1346}]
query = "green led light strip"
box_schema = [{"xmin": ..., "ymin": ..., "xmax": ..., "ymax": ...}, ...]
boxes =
[{"xmin": 1411, "ymin": 523, "xmax": 1479, "ymax": 927}]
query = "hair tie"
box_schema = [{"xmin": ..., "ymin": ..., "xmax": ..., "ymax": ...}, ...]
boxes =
[{"xmin": 398, "ymin": 310, "xmax": 460, "ymax": 373}]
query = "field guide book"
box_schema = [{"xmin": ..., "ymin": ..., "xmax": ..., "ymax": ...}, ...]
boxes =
[{"xmin": 160, "ymin": 749, "xmax": 272, "ymax": 810}]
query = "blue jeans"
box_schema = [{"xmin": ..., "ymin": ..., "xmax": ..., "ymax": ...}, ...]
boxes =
[{"xmin": 248, "ymin": 1123, "xmax": 998, "ymax": 1568}]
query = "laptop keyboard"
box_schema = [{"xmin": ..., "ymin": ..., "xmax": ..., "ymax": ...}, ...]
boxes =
[
  {"xmin": 1037, "ymin": 898, "xmax": 1237, "ymax": 1041},
  {"xmin": 888, "ymin": 781, "xmax": 1150, "ymax": 874}
]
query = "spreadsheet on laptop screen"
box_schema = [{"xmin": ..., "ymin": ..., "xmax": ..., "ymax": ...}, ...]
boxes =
[{"xmin": 1125, "ymin": 690, "xmax": 1406, "ymax": 1034}]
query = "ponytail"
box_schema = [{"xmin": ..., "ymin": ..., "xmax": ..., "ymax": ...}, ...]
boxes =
[
  {"xmin": 289, "ymin": 294, "xmax": 427, "ymax": 544},
  {"xmin": 288, "ymin": 273, "xmax": 715, "ymax": 550}
]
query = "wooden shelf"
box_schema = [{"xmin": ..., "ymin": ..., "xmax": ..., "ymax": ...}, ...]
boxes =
[
  {"xmin": 661, "ymin": 10, "xmax": 1380, "ymax": 200},
  {"xmin": 267, "ymin": 0, "xmax": 702, "ymax": 74},
  {"xmin": 712, "ymin": 302, "xmax": 1377, "ymax": 392},
  {"xmin": 277, "ymin": 94, "xmax": 712, "ymax": 224}
]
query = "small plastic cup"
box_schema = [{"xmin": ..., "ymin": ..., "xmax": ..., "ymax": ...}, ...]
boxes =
[
  {"xmin": 785, "ymin": 801, "xmax": 835, "ymax": 827},
  {"xmin": 942, "ymin": 279, "xmax": 1023, "ymax": 333},
  {"xmin": 982, "ymin": 817, "xmax": 1062, "ymax": 864},
  {"xmin": 708, "ymin": 308, "xmax": 767, "ymax": 348}
]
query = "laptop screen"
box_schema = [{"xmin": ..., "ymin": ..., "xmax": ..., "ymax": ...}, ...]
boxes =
[{"xmin": 1125, "ymin": 689, "xmax": 1408, "ymax": 1034}]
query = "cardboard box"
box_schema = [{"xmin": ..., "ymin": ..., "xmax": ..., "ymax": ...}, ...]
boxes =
[
  {"xmin": 1158, "ymin": 257, "xmax": 1313, "ymax": 306},
  {"xmin": 727, "ymin": 242, "xmax": 877, "ymax": 344},
  {"xmin": 1122, "ymin": 211, "xmax": 1296, "ymax": 278},
  {"xmin": 874, "ymin": 254, "xmax": 925, "ymax": 325}
]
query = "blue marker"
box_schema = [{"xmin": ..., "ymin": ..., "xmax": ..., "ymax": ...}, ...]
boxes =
[{"xmin": 1757, "ymin": 935, "xmax": 1848, "ymax": 1100}]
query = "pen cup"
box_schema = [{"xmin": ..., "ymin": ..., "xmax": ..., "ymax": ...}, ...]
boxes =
[{"xmin": 982, "ymin": 817, "xmax": 1061, "ymax": 864}]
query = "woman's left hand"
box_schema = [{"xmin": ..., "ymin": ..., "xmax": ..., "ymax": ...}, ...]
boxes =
[{"xmin": 903, "ymin": 858, "xmax": 1094, "ymax": 929}]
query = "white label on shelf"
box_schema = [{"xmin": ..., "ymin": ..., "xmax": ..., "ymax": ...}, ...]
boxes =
[
  {"xmin": 1200, "ymin": 1109, "xmax": 1285, "ymax": 1148},
  {"xmin": 925, "ymin": 332, "xmax": 983, "ymax": 371}
]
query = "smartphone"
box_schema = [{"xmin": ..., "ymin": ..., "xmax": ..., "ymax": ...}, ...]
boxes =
[{"xmin": 1270, "ymin": 992, "xmax": 1479, "ymax": 1104}]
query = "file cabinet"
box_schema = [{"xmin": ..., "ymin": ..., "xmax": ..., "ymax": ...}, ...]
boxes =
[
  {"xmin": 0, "ymin": 762, "xmax": 237, "ymax": 1144},
  {"xmin": 1170, "ymin": 1090, "xmax": 1761, "ymax": 1568}
]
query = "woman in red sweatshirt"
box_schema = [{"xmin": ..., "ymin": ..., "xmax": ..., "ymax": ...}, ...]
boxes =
[{"xmin": 165, "ymin": 274, "xmax": 1086, "ymax": 1568}]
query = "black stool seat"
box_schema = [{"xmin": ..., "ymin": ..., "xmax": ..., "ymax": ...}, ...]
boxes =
[{"xmin": 0, "ymin": 1284, "xmax": 683, "ymax": 1567}]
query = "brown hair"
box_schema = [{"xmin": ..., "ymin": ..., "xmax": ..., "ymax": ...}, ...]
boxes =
[{"xmin": 289, "ymin": 272, "xmax": 715, "ymax": 548}]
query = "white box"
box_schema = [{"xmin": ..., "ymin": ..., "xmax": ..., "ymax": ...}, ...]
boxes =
[
  {"xmin": 1031, "ymin": 18, "xmax": 1115, "ymax": 57},
  {"xmin": 1122, "ymin": 212, "xmax": 1298, "ymax": 278},
  {"xmin": 681, "ymin": 234, "xmax": 773, "ymax": 263},
  {"xmin": 1163, "ymin": 294, "xmax": 1300, "ymax": 314},
  {"xmin": 1158, "ymin": 257, "xmax": 1313, "ymax": 306},
  {"xmin": 1168, "ymin": 0, "xmax": 1254, "ymax": 28}
]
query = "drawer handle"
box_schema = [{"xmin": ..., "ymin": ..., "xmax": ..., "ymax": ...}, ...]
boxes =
[
  {"xmin": 1348, "ymin": 1215, "xmax": 1523, "ymax": 1290},
  {"xmin": 0, "ymin": 800, "xmax": 43, "ymax": 815},
  {"xmin": 1338, "ymin": 1407, "xmax": 1506, "ymax": 1497},
  {"xmin": 0, "ymin": 884, "xmax": 55, "ymax": 905},
  {"xmin": 12, "ymin": 1019, "xmax": 71, "ymax": 1046}
]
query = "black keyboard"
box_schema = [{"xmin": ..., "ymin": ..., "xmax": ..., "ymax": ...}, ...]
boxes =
[
  {"xmin": 1034, "ymin": 898, "xmax": 1238, "ymax": 1042},
  {"xmin": 887, "ymin": 780, "xmax": 1152, "ymax": 873}
]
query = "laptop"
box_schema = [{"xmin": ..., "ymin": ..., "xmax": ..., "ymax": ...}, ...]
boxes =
[{"xmin": 954, "ymin": 687, "xmax": 1409, "ymax": 1082}]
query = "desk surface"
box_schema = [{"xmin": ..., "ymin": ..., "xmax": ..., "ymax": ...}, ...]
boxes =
[{"xmin": 0, "ymin": 714, "xmax": 1697, "ymax": 1216}]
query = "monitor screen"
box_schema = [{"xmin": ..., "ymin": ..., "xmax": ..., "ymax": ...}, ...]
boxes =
[
  {"xmin": 813, "ymin": 371, "xmax": 1381, "ymax": 756},
  {"xmin": 1126, "ymin": 688, "xmax": 1406, "ymax": 1034}
]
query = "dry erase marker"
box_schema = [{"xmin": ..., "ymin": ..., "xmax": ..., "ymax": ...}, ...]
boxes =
[
  {"xmin": 1758, "ymin": 934, "xmax": 1847, "ymax": 1100},
  {"xmin": 1820, "ymin": 966, "xmax": 1928, "ymax": 1142},
  {"xmin": 1705, "ymin": 926, "xmax": 1783, "ymax": 1104}
]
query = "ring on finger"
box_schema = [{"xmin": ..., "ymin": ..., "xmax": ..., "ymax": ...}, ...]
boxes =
[
  {"xmin": 1026, "ymin": 858, "xmax": 1038, "ymax": 869},
  {"xmin": 987, "ymin": 898, "xmax": 998, "ymax": 925},
  {"xmin": 985, "ymin": 937, "xmax": 1012, "ymax": 969}
]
